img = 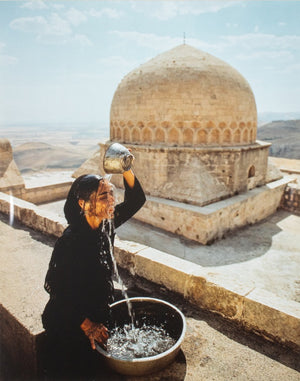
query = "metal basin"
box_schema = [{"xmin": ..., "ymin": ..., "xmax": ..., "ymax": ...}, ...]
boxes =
[{"xmin": 96, "ymin": 297, "xmax": 186, "ymax": 376}]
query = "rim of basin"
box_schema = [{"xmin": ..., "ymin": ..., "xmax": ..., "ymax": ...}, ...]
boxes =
[{"xmin": 96, "ymin": 297, "xmax": 187, "ymax": 363}]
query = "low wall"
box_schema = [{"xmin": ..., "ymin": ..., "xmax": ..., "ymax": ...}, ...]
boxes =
[
  {"xmin": 0, "ymin": 192, "xmax": 66, "ymax": 237},
  {"xmin": 132, "ymin": 176, "xmax": 294, "ymax": 244},
  {"xmin": 13, "ymin": 182, "xmax": 72, "ymax": 205}
]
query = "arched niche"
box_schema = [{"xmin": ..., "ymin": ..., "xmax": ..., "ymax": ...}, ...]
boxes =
[
  {"xmin": 116, "ymin": 127, "xmax": 122, "ymax": 140},
  {"xmin": 196, "ymin": 129, "xmax": 207, "ymax": 144},
  {"xmin": 123, "ymin": 127, "xmax": 130, "ymax": 142},
  {"xmin": 142, "ymin": 127, "xmax": 153, "ymax": 143},
  {"xmin": 234, "ymin": 129, "xmax": 241, "ymax": 144},
  {"xmin": 248, "ymin": 165, "xmax": 255, "ymax": 178},
  {"xmin": 210, "ymin": 128, "xmax": 220, "ymax": 144},
  {"xmin": 132, "ymin": 127, "xmax": 140, "ymax": 142},
  {"xmin": 183, "ymin": 128, "xmax": 193, "ymax": 145},
  {"xmin": 155, "ymin": 127, "xmax": 165, "ymax": 143},
  {"xmin": 223, "ymin": 129, "xmax": 231, "ymax": 144},
  {"xmin": 242, "ymin": 129, "xmax": 249, "ymax": 143},
  {"xmin": 168, "ymin": 127, "xmax": 179, "ymax": 144}
]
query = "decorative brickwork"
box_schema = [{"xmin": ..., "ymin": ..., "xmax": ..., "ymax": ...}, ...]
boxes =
[
  {"xmin": 110, "ymin": 44, "xmax": 257, "ymax": 147},
  {"xmin": 281, "ymin": 183, "xmax": 300, "ymax": 215}
]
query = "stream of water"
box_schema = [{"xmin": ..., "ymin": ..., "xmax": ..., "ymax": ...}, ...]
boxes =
[{"xmin": 102, "ymin": 219, "xmax": 135, "ymax": 327}]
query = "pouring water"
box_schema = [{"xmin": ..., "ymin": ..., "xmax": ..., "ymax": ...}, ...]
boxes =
[{"xmin": 101, "ymin": 219, "xmax": 135, "ymax": 328}]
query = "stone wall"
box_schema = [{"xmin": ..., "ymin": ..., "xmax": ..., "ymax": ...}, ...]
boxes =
[
  {"xmin": 0, "ymin": 138, "xmax": 25, "ymax": 192},
  {"xmin": 125, "ymin": 176, "xmax": 291, "ymax": 244},
  {"xmin": 0, "ymin": 192, "xmax": 66, "ymax": 237},
  {"xmin": 281, "ymin": 183, "xmax": 300, "ymax": 215},
  {"xmin": 99, "ymin": 142, "xmax": 270, "ymax": 207},
  {"xmin": 19, "ymin": 182, "xmax": 72, "ymax": 205}
]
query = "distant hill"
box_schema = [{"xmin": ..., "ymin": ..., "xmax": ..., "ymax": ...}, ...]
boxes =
[
  {"xmin": 258, "ymin": 112, "xmax": 300, "ymax": 126},
  {"xmin": 13, "ymin": 142, "xmax": 96, "ymax": 173},
  {"xmin": 257, "ymin": 119, "xmax": 300, "ymax": 159}
]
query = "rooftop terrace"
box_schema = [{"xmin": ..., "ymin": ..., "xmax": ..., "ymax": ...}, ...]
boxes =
[{"xmin": 0, "ymin": 183, "xmax": 299, "ymax": 379}]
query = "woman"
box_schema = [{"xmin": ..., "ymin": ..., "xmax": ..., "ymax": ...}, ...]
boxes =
[{"xmin": 42, "ymin": 169, "xmax": 145, "ymax": 380}]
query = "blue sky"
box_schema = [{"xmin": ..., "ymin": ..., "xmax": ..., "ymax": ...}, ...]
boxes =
[{"xmin": 0, "ymin": 0, "xmax": 299, "ymax": 126}]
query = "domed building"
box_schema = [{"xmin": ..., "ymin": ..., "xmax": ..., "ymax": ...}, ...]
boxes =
[
  {"xmin": 107, "ymin": 44, "xmax": 270, "ymax": 207},
  {"xmin": 110, "ymin": 44, "xmax": 257, "ymax": 148},
  {"xmin": 75, "ymin": 44, "xmax": 285, "ymax": 244}
]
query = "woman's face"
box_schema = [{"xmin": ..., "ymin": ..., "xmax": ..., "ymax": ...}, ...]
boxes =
[{"xmin": 79, "ymin": 179, "xmax": 115, "ymax": 225}]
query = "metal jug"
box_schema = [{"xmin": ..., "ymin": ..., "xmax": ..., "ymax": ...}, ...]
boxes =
[{"xmin": 103, "ymin": 143, "xmax": 134, "ymax": 174}]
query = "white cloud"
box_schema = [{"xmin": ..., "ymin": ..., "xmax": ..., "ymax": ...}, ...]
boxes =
[
  {"xmin": 131, "ymin": 0, "xmax": 241, "ymax": 20},
  {"xmin": 111, "ymin": 30, "xmax": 300, "ymax": 55},
  {"xmin": 278, "ymin": 22, "xmax": 286, "ymax": 27},
  {"xmin": 110, "ymin": 30, "xmax": 182, "ymax": 51},
  {"xmin": 9, "ymin": 12, "xmax": 93, "ymax": 46},
  {"xmin": 10, "ymin": 16, "xmax": 49, "ymax": 34},
  {"xmin": 87, "ymin": 8, "xmax": 123, "ymax": 19},
  {"xmin": 109, "ymin": 30, "xmax": 300, "ymax": 76},
  {"xmin": 65, "ymin": 7, "xmax": 87, "ymax": 26},
  {"xmin": 220, "ymin": 33, "xmax": 300, "ymax": 51},
  {"xmin": 46, "ymin": 13, "xmax": 72, "ymax": 36},
  {"xmin": 236, "ymin": 50, "xmax": 294, "ymax": 62},
  {"xmin": 21, "ymin": 1, "xmax": 48, "ymax": 10}
]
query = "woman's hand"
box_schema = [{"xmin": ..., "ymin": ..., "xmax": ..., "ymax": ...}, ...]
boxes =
[{"xmin": 80, "ymin": 318, "xmax": 109, "ymax": 350}]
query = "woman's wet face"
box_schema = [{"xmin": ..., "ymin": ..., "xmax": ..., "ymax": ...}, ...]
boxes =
[
  {"xmin": 81, "ymin": 179, "xmax": 115, "ymax": 222},
  {"xmin": 94, "ymin": 180, "xmax": 115, "ymax": 220}
]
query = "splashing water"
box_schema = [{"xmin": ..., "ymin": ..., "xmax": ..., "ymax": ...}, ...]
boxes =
[
  {"xmin": 9, "ymin": 191, "xmax": 14, "ymax": 226},
  {"xmin": 106, "ymin": 323, "xmax": 176, "ymax": 360},
  {"xmin": 102, "ymin": 219, "xmax": 135, "ymax": 328}
]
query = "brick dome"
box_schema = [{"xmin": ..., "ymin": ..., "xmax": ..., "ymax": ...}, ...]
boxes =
[{"xmin": 110, "ymin": 44, "xmax": 257, "ymax": 147}]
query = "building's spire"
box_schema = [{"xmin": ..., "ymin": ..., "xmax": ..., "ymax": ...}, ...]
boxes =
[{"xmin": 183, "ymin": 32, "xmax": 186, "ymax": 45}]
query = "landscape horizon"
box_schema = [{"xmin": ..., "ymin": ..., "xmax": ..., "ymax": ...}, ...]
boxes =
[{"xmin": 0, "ymin": 112, "xmax": 299, "ymax": 175}]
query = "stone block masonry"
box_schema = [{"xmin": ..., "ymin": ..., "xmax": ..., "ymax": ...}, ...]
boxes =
[
  {"xmin": 281, "ymin": 183, "xmax": 300, "ymax": 215},
  {"xmin": 118, "ymin": 176, "xmax": 293, "ymax": 244},
  {"xmin": 99, "ymin": 142, "xmax": 270, "ymax": 208}
]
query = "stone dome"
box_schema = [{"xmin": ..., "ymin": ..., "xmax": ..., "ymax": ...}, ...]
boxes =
[{"xmin": 110, "ymin": 44, "xmax": 257, "ymax": 147}]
